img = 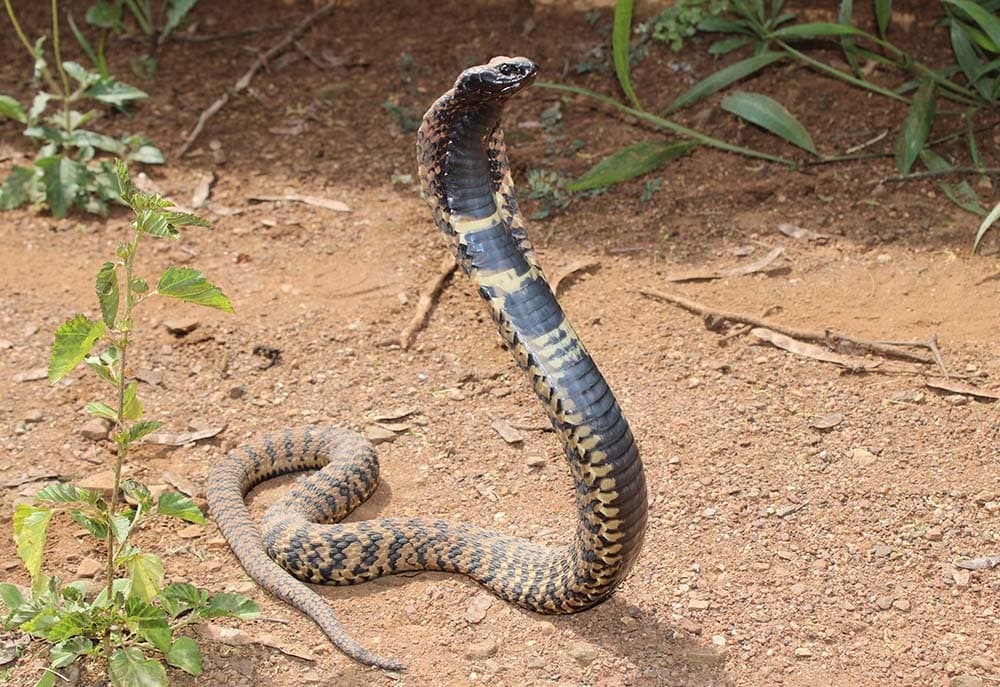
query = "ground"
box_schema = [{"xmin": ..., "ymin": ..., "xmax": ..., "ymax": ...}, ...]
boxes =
[{"xmin": 1, "ymin": 1, "xmax": 999, "ymax": 686}]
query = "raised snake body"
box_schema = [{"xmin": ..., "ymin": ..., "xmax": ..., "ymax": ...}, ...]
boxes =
[{"xmin": 205, "ymin": 56, "xmax": 648, "ymax": 671}]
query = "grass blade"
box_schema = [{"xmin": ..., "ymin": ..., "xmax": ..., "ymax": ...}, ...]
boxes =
[
  {"xmin": 942, "ymin": 0, "xmax": 1000, "ymax": 52},
  {"xmin": 568, "ymin": 140, "xmax": 697, "ymax": 191},
  {"xmin": 919, "ymin": 148, "xmax": 985, "ymax": 216},
  {"xmin": 665, "ymin": 51, "xmax": 784, "ymax": 114},
  {"xmin": 612, "ymin": 0, "xmax": 641, "ymax": 109},
  {"xmin": 838, "ymin": 0, "xmax": 861, "ymax": 75},
  {"xmin": 972, "ymin": 199, "xmax": 1000, "ymax": 253},
  {"xmin": 770, "ymin": 22, "xmax": 872, "ymax": 40},
  {"xmin": 874, "ymin": 0, "xmax": 892, "ymax": 38},
  {"xmin": 721, "ymin": 91, "xmax": 817, "ymax": 154},
  {"xmin": 894, "ymin": 79, "xmax": 936, "ymax": 174},
  {"xmin": 950, "ymin": 20, "xmax": 993, "ymax": 100}
]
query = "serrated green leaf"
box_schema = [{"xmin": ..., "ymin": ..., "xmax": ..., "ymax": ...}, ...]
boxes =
[
  {"xmin": 894, "ymin": 79, "xmax": 936, "ymax": 174},
  {"xmin": 874, "ymin": 0, "xmax": 892, "ymax": 37},
  {"xmin": 165, "ymin": 636, "xmax": 202, "ymax": 676},
  {"xmin": 85, "ymin": 402, "xmax": 117, "ymax": 420},
  {"xmin": 126, "ymin": 420, "xmax": 163, "ymax": 443},
  {"xmin": 37, "ymin": 155, "xmax": 88, "ymax": 218},
  {"xmin": 0, "ymin": 166, "xmax": 38, "ymax": 210},
  {"xmin": 49, "ymin": 315, "xmax": 105, "ymax": 383},
  {"xmin": 45, "ymin": 611, "xmax": 93, "ymax": 642},
  {"xmin": 13, "ymin": 505, "xmax": 52, "ymax": 583},
  {"xmin": 85, "ymin": 345, "xmax": 121, "ymax": 385},
  {"xmin": 721, "ymin": 91, "xmax": 817, "ymax": 154},
  {"xmin": 122, "ymin": 382, "xmax": 142, "ymax": 421},
  {"xmin": 0, "ymin": 583, "xmax": 26, "ymax": 611},
  {"xmin": 85, "ymin": 79, "xmax": 148, "ymax": 106},
  {"xmin": 128, "ymin": 144, "xmax": 165, "ymax": 165},
  {"xmin": 943, "ymin": 0, "xmax": 1000, "ymax": 52},
  {"xmin": 972, "ymin": 199, "xmax": 1000, "ymax": 253},
  {"xmin": 134, "ymin": 209, "xmax": 177, "ymax": 238},
  {"xmin": 126, "ymin": 553, "xmax": 164, "ymax": 602},
  {"xmin": 115, "ymin": 160, "xmax": 138, "ymax": 206},
  {"xmin": 69, "ymin": 510, "xmax": 108, "ymax": 540},
  {"xmin": 110, "ymin": 513, "xmax": 131, "ymax": 544},
  {"xmin": 86, "ymin": 0, "xmax": 122, "ymax": 29},
  {"xmin": 157, "ymin": 492, "xmax": 205, "ymax": 524},
  {"xmin": 161, "ymin": 211, "xmax": 210, "ymax": 229},
  {"xmin": 72, "ymin": 130, "xmax": 126, "ymax": 155},
  {"xmin": 29, "ymin": 92, "xmax": 52, "ymax": 123},
  {"xmin": 130, "ymin": 278, "xmax": 149, "ymax": 293},
  {"xmin": 205, "ymin": 593, "xmax": 260, "ymax": 620},
  {"xmin": 109, "ymin": 648, "xmax": 167, "ymax": 687},
  {"xmin": 62, "ymin": 61, "xmax": 99, "ymax": 86},
  {"xmin": 51, "ymin": 636, "xmax": 93, "ymax": 669},
  {"xmin": 96, "ymin": 262, "xmax": 119, "ymax": 327},
  {"xmin": 159, "ymin": 582, "xmax": 207, "ymax": 619},
  {"xmin": 665, "ymin": 52, "xmax": 784, "ymax": 114},
  {"xmin": 35, "ymin": 483, "xmax": 97, "ymax": 505},
  {"xmin": 122, "ymin": 480, "xmax": 153, "ymax": 515},
  {"xmin": 137, "ymin": 619, "xmax": 172, "ymax": 654},
  {"xmin": 0, "ymin": 95, "xmax": 26, "ymax": 123},
  {"xmin": 919, "ymin": 149, "xmax": 986, "ymax": 216},
  {"xmin": 612, "ymin": 0, "xmax": 641, "ymax": 109},
  {"xmin": 156, "ymin": 267, "xmax": 234, "ymax": 313},
  {"xmin": 569, "ymin": 140, "xmax": 696, "ymax": 192}
]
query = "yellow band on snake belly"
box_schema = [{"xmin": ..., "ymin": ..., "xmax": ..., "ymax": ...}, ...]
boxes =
[{"xmin": 205, "ymin": 56, "xmax": 648, "ymax": 671}]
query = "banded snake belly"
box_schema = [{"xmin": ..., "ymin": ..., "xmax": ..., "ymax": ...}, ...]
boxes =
[{"xmin": 205, "ymin": 56, "xmax": 648, "ymax": 671}]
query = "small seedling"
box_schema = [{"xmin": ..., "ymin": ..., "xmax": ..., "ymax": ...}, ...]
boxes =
[
  {"xmin": 85, "ymin": 0, "xmax": 201, "ymax": 75},
  {"xmin": 0, "ymin": 1, "xmax": 163, "ymax": 218},
  {"xmin": 0, "ymin": 161, "xmax": 257, "ymax": 687}
]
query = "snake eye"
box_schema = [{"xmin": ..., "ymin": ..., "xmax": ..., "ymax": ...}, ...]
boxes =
[{"xmin": 497, "ymin": 63, "xmax": 516, "ymax": 77}]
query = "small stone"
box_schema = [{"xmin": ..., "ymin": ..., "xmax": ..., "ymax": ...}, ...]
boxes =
[
  {"xmin": 403, "ymin": 603, "xmax": 420, "ymax": 623},
  {"xmin": 23, "ymin": 409, "xmax": 44, "ymax": 424},
  {"xmin": 872, "ymin": 545, "xmax": 892, "ymax": 558},
  {"xmin": 688, "ymin": 599, "xmax": 710, "ymax": 610},
  {"xmin": 163, "ymin": 318, "xmax": 200, "ymax": 335},
  {"xmin": 794, "ymin": 647, "xmax": 812, "ymax": 658},
  {"xmin": 228, "ymin": 386, "xmax": 246, "ymax": 399},
  {"xmin": 951, "ymin": 675, "xmax": 984, "ymax": 687},
  {"xmin": 535, "ymin": 621, "xmax": 556, "ymax": 634},
  {"xmin": 711, "ymin": 635, "xmax": 726, "ymax": 647},
  {"xmin": 850, "ymin": 448, "xmax": 878, "ymax": 467},
  {"xmin": 565, "ymin": 640, "xmax": 599, "ymax": 665},
  {"xmin": 687, "ymin": 377, "xmax": 701, "ymax": 389},
  {"xmin": 953, "ymin": 570, "xmax": 971, "ymax": 588},
  {"xmin": 970, "ymin": 656, "xmax": 995, "ymax": 673},
  {"xmin": 75, "ymin": 557, "xmax": 103, "ymax": 579},
  {"xmin": 465, "ymin": 637, "xmax": 497, "ymax": 660},
  {"xmin": 365, "ymin": 425, "xmax": 397, "ymax": 445},
  {"xmin": 876, "ymin": 253, "xmax": 891, "ymax": 263},
  {"xmin": 80, "ymin": 417, "xmax": 112, "ymax": 441},
  {"xmin": 809, "ymin": 412, "xmax": 843, "ymax": 430},
  {"xmin": 526, "ymin": 656, "xmax": 546, "ymax": 670},
  {"xmin": 683, "ymin": 645, "xmax": 727, "ymax": 666},
  {"xmin": 526, "ymin": 456, "xmax": 547, "ymax": 469},
  {"xmin": 679, "ymin": 617, "xmax": 703, "ymax": 635},
  {"xmin": 702, "ymin": 507, "xmax": 717, "ymax": 518},
  {"xmin": 465, "ymin": 592, "xmax": 493, "ymax": 624},
  {"xmin": 810, "ymin": 558, "xmax": 829, "ymax": 571},
  {"xmin": 77, "ymin": 470, "xmax": 117, "ymax": 495},
  {"xmin": 177, "ymin": 524, "xmax": 203, "ymax": 539},
  {"xmin": 301, "ymin": 669, "xmax": 322, "ymax": 684},
  {"xmin": 134, "ymin": 368, "xmax": 162, "ymax": 386},
  {"xmin": 892, "ymin": 598, "xmax": 911, "ymax": 612},
  {"xmin": 924, "ymin": 527, "xmax": 943, "ymax": 542},
  {"xmin": 946, "ymin": 394, "xmax": 970, "ymax": 406},
  {"xmin": 875, "ymin": 595, "xmax": 894, "ymax": 610}
]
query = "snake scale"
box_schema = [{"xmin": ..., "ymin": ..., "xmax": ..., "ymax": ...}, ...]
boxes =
[{"xmin": 205, "ymin": 56, "xmax": 648, "ymax": 671}]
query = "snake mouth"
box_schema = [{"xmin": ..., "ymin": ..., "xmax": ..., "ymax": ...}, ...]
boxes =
[{"xmin": 455, "ymin": 56, "xmax": 538, "ymax": 99}]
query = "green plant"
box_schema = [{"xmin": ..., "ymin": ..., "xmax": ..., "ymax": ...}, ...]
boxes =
[
  {"xmin": 642, "ymin": 0, "xmax": 732, "ymax": 52},
  {"xmin": 538, "ymin": 0, "xmax": 1000, "ymax": 248},
  {"xmin": 0, "ymin": 161, "xmax": 256, "ymax": 687},
  {"xmin": 0, "ymin": 1, "xmax": 163, "ymax": 218},
  {"xmin": 85, "ymin": 0, "xmax": 199, "ymax": 74}
]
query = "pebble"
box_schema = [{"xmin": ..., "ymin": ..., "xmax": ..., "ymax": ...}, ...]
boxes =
[
  {"xmin": 683, "ymin": 645, "xmax": 726, "ymax": 666},
  {"xmin": 794, "ymin": 647, "xmax": 812, "ymax": 658},
  {"xmin": 946, "ymin": 394, "xmax": 970, "ymax": 406},
  {"xmin": 679, "ymin": 618, "xmax": 703, "ymax": 635},
  {"xmin": 924, "ymin": 527, "xmax": 943, "ymax": 541},
  {"xmin": 163, "ymin": 318, "xmax": 200, "ymax": 335},
  {"xmin": 75, "ymin": 557, "xmax": 103, "ymax": 579},
  {"xmin": 365, "ymin": 425, "xmax": 397, "ymax": 444},
  {"xmin": 953, "ymin": 570, "xmax": 971, "ymax": 588},
  {"xmin": 872, "ymin": 545, "xmax": 892, "ymax": 558},
  {"xmin": 228, "ymin": 386, "xmax": 246, "ymax": 399},
  {"xmin": 77, "ymin": 470, "xmax": 117, "ymax": 495},
  {"xmin": 177, "ymin": 524, "xmax": 203, "ymax": 539},
  {"xmin": 525, "ymin": 456, "xmax": 547, "ymax": 469},
  {"xmin": 850, "ymin": 448, "xmax": 878, "ymax": 466},
  {"xmin": 892, "ymin": 598, "xmax": 911, "ymax": 612},
  {"xmin": 526, "ymin": 656, "xmax": 546, "ymax": 670},
  {"xmin": 875, "ymin": 595, "xmax": 894, "ymax": 610},
  {"xmin": 23, "ymin": 409, "xmax": 44, "ymax": 424},
  {"xmin": 465, "ymin": 592, "xmax": 493, "ymax": 624},
  {"xmin": 688, "ymin": 599, "xmax": 710, "ymax": 610},
  {"xmin": 403, "ymin": 603, "xmax": 420, "ymax": 623},
  {"xmin": 565, "ymin": 640, "xmax": 599, "ymax": 665},
  {"xmin": 465, "ymin": 637, "xmax": 498, "ymax": 660},
  {"xmin": 80, "ymin": 417, "xmax": 112, "ymax": 441},
  {"xmin": 951, "ymin": 676, "xmax": 984, "ymax": 687}
]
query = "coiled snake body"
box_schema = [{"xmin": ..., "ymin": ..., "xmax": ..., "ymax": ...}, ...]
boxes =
[{"xmin": 206, "ymin": 57, "xmax": 648, "ymax": 670}]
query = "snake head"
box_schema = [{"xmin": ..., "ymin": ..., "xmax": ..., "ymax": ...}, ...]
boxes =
[{"xmin": 454, "ymin": 56, "xmax": 538, "ymax": 100}]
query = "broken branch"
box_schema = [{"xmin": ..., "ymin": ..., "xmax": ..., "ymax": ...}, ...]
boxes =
[{"xmin": 398, "ymin": 254, "xmax": 458, "ymax": 350}]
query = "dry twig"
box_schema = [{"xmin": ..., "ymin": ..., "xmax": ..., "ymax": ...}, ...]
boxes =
[
  {"xmin": 639, "ymin": 289, "xmax": 941, "ymax": 368},
  {"xmin": 174, "ymin": 2, "xmax": 338, "ymax": 158},
  {"xmin": 398, "ymin": 255, "xmax": 458, "ymax": 350}
]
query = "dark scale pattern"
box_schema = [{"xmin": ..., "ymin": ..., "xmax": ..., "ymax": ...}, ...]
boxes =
[{"xmin": 205, "ymin": 56, "xmax": 648, "ymax": 671}]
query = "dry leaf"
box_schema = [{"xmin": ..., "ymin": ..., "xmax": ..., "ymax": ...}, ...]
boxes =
[
  {"xmin": 145, "ymin": 425, "xmax": 225, "ymax": 446},
  {"xmin": 752, "ymin": 328, "xmax": 877, "ymax": 370},
  {"xmin": 249, "ymin": 194, "xmax": 350, "ymax": 213},
  {"xmin": 666, "ymin": 247, "xmax": 784, "ymax": 282},
  {"xmin": 162, "ymin": 470, "xmax": 198, "ymax": 497},
  {"xmin": 191, "ymin": 173, "xmax": 215, "ymax": 208},
  {"xmin": 954, "ymin": 555, "xmax": 1000, "ymax": 570},
  {"xmin": 0, "ymin": 469, "xmax": 61, "ymax": 488},
  {"xmin": 369, "ymin": 407, "xmax": 418, "ymax": 422},
  {"xmin": 196, "ymin": 624, "xmax": 316, "ymax": 661},
  {"xmin": 13, "ymin": 367, "xmax": 48, "ymax": 382},
  {"xmin": 778, "ymin": 223, "xmax": 828, "ymax": 242},
  {"xmin": 490, "ymin": 418, "xmax": 524, "ymax": 444},
  {"xmin": 551, "ymin": 261, "xmax": 600, "ymax": 295},
  {"xmin": 925, "ymin": 379, "xmax": 1000, "ymax": 400}
]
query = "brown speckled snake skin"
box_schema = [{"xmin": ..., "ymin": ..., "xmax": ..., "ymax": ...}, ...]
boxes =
[{"xmin": 205, "ymin": 56, "xmax": 648, "ymax": 671}]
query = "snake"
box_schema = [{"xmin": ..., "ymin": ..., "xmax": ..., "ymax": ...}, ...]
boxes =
[{"xmin": 205, "ymin": 56, "xmax": 648, "ymax": 671}]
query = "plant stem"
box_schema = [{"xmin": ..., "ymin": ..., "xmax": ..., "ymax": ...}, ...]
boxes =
[
  {"xmin": 49, "ymin": 0, "xmax": 76, "ymax": 138},
  {"xmin": 3, "ymin": 0, "xmax": 61, "ymax": 96}
]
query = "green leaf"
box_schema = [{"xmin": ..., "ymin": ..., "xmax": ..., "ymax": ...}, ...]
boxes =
[
  {"xmin": 85, "ymin": 345, "xmax": 121, "ymax": 385},
  {"xmin": 35, "ymin": 483, "xmax": 98, "ymax": 505},
  {"xmin": 36, "ymin": 155, "xmax": 88, "ymax": 218},
  {"xmin": 973, "ymin": 199, "xmax": 1000, "ymax": 253},
  {"xmin": 122, "ymin": 381, "xmax": 142, "ymax": 421},
  {"xmin": 874, "ymin": 0, "xmax": 891, "ymax": 37},
  {"xmin": 943, "ymin": 0, "xmax": 1000, "ymax": 53},
  {"xmin": 51, "ymin": 636, "xmax": 93, "ymax": 669},
  {"xmin": 951, "ymin": 21, "xmax": 993, "ymax": 100},
  {"xmin": 665, "ymin": 51, "xmax": 784, "ymax": 114},
  {"xmin": 128, "ymin": 144, "xmax": 165, "ymax": 165},
  {"xmin": 62, "ymin": 61, "xmax": 99, "ymax": 86},
  {"xmin": 115, "ymin": 160, "xmax": 138, "ymax": 206},
  {"xmin": 126, "ymin": 553, "xmax": 164, "ymax": 602},
  {"xmin": 28, "ymin": 93, "xmax": 52, "ymax": 123},
  {"xmin": 85, "ymin": 79, "xmax": 148, "ymax": 106},
  {"xmin": 86, "ymin": 0, "xmax": 123, "ymax": 30},
  {"xmin": 137, "ymin": 619, "xmax": 172, "ymax": 654},
  {"xmin": 204, "ymin": 593, "xmax": 260, "ymax": 620},
  {"xmin": 156, "ymin": 267, "xmax": 234, "ymax": 313},
  {"xmin": 126, "ymin": 420, "xmax": 163, "ymax": 443},
  {"xmin": 159, "ymin": 583, "xmax": 207, "ymax": 618},
  {"xmin": 122, "ymin": 480, "xmax": 154, "ymax": 513},
  {"xmin": 85, "ymin": 402, "xmax": 117, "ymax": 420},
  {"xmin": 133, "ymin": 209, "xmax": 178, "ymax": 238},
  {"xmin": 161, "ymin": 211, "xmax": 211, "ymax": 229},
  {"xmin": 69, "ymin": 510, "xmax": 108, "ymax": 540},
  {"xmin": 130, "ymin": 278, "xmax": 149, "ymax": 293},
  {"xmin": 108, "ymin": 648, "xmax": 167, "ymax": 687},
  {"xmin": 894, "ymin": 79, "xmax": 936, "ymax": 174},
  {"xmin": 721, "ymin": 91, "xmax": 817, "ymax": 154},
  {"xmin": 0, "ymin": 95, "xmax": 26, "ymax": 123},
  {"xmin": 163, "ymin": 0, "xmax": 198, "ymax": 39},
  {"xmin": 919, "ymin": 149, "xmax": 985, "ymax": 216},
  {"xmin": 165, "ymin": 636, "xmax": 202, "ymax": 675},
  {"xmin": 568, "ymin": 140, "xmax": 696, "ymax": 192},
  {"xmin": 13, "ymin": 504, "xmax": 52, "ymax": 582},
  {"xmin": 34, "ymin": 671, "xmax": 57, "ymax": 687},
  {"xmin": 49, "ymin": 315, "xmax": 105, "ymax": 383},
  {"xmin": 109, "ymin": 513, "xmax": 131, "ymax": 544},
  {"xmin": 709, "ymin": 35, "xmax": 754, "ymax": 55},
  {"xmin": 837, "ymin": 0, "xmax": 861, "ymax": 75},
  {"xmin": 0, "ymin": 583, "xmax": 26, "ymax": 611},
  {"xmin": 96, "ymin": 262, "xmax": 119, "ymax": 327},
  {"xmin": 770, "ymin": 21, "xmax": 870, "ymax": 40},
  {"xmin": 157, "ymin": 492, "xmax": 205, "ymax": 524},
  {"xmin": 612, "ymin": 0, "xmax": 642, "ymax": 109},
  {"xmin": 72, "ymin": 130, "xmax": 126, "ymax": 155},
  {"xmin": 0, "ymin": 166, "xmax": 38, "ymax": 210}
]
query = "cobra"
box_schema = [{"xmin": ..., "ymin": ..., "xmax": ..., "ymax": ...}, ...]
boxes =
[{"xmin": 205, "ymin": 56, "xmax": 648, "ymax": 671}]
